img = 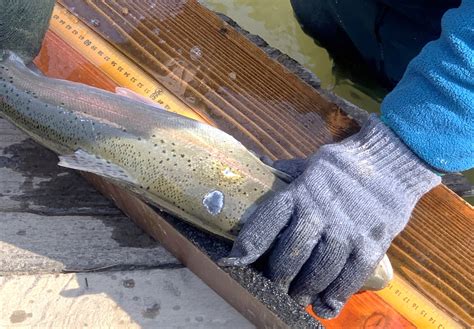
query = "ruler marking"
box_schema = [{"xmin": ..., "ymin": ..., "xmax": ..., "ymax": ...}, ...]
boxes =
[
  {"xmin": 377, "ymin": 275, "xmax": 462, "ymax": 328},
  {"xmin": 50, "ymin": 5, "xmax": 206, "ymax": 123}
]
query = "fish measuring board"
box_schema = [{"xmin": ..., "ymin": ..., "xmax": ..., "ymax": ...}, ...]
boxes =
[
  {"xmin": 50, "ymin": 5, "xmax": 207, "ymax": 124},
  {"xmin": 375, "ymin": 277, "xmax": 462, "ymax": 328},
  {"xmin": 49, "ymin": 4, "xmax": 464, "ymax": 328}
]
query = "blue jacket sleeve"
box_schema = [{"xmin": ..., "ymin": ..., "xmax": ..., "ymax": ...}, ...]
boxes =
[{"xmin": 380, "ymin": 0, "xmax": 473, "ymax": 172}]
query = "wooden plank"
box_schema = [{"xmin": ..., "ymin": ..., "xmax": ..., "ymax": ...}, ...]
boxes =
[
  {"xmin": 60, "ymin": 0, "xmax": 360, "ymax": 160},
  {"xmin": 0, "ymin": 269, "xmax": 252, "ymax": 328},
  {"xmin": 0, "ymin": 210, "xmax": 179, "ymax": 274},
  {"xmin": 56, "ymin": 1, "xmax": 473, "ymax": 327},
  {"xmin": 0, "ymin": 120, "xmax": 121, "ymax": 216}
]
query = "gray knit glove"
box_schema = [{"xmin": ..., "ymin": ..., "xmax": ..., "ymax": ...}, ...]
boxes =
[{"xmin": 220, "ymin": 115, "xmax": 441, "ymax": 318}]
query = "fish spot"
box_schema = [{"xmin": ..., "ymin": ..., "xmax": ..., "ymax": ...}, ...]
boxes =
[{"xmin": 202, "ymin": 190, "xmax": 224, "ymax": 215}]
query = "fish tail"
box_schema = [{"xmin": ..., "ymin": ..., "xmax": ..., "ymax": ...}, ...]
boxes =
[{"xmin": 0, "ymin": 0, "xmax": 55, "ymax": 63}]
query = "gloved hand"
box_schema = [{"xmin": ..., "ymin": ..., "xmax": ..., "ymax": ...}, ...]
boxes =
[{"xmin": 220, "ymin": 115, "xmax": 441, "ymax": 318}]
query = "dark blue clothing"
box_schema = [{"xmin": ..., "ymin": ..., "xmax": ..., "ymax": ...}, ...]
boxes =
[
  {"xmin": 292, "ymin": 0, "xmax": 473, "ymax": 172},
  {"xmin": 291, "ymin": 0, "xmax": 461, "ymax": 86}
]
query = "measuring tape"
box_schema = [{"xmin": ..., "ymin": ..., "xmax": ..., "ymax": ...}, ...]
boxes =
[
  {"xmin": 376, "ymin": 275, "xmax": 462, "ymax": 328},
  {"xmin": 49, "ymin": 4, "xmax": 205, "ymax": 123},
  {"xmin": 49, "ymin": 5, "xmax": 464, "ymax": 329}
]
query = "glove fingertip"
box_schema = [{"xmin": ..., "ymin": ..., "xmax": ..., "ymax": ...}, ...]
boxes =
[
  {"xmin": 311, "ymin": 296, "xmax": 345, "ymax": 319},
  {"xmin": 273, "ymin": 158, "xmax": 307, "ymax": 180},
  {"xmin": 293, "ymin": 293, "xmax": 312, "ymax": 308}
]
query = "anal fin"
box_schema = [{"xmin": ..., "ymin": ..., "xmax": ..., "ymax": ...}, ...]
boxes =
[{"xmin": 58, "ymin": 149, "xmax": 137, "ymax": 185}]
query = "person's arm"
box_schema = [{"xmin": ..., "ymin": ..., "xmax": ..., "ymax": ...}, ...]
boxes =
[
  {"xmin": 381, "ymin": 0, "xmax": 474, "ymax": 172},
  {"xmin": 221, "ymin": 0, "xmax": 472, "ymax": 319}
]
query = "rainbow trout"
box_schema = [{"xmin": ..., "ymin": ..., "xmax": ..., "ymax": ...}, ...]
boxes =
[
  {"xmin": 0, "ymin": 51, "xmax": 392, "ymax": 290},
  {"xmin": 0, "ymin": 51, "xmax": 285, "ymax": 237}
]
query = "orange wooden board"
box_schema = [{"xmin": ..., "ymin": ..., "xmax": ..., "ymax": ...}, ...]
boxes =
[{"xmin": 31, "ymin": 1, "xmax": 473, "ymax": 327}]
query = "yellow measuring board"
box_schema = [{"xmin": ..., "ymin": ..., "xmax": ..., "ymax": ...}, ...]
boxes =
[
  {"xmin": 50, "ymin": 4, "xmax": 206, "ymax": 123},
  {"xmin": 376, "ymin": 275, "xmax": 462, "ymax": 328},
  {"xmin": 49, "ymin": 4, "xmax": 465, "ymax": 329}
]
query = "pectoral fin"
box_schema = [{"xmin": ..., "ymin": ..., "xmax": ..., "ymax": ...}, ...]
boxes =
[
  {"xmin": 251, "ymin": 152, "xmax": 293, "ymax": 183},
  {"xmin": 58, "ymin": 149, "xmax": 138, "ymax": 185},
  {"xmin": 264, "ymin": 163, "xmax": 293, "ymax": 183}
]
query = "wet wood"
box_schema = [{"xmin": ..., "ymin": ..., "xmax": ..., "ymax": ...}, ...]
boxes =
[
  {"xmin": 36, "ymin": 1, "xmax": 474, "ymax": 327},
  {"xmin": 60, "ymin": 0, "xmax": 360, "ymax": 161}
]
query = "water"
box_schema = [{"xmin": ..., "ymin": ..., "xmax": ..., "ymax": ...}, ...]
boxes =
[
  {"xmin": 201, "ymin": 0, "xmax": 473, "ymax": 204},
  {"xmin": 201, "ymin": 0, "xmax": 387, "ymax": 113}
]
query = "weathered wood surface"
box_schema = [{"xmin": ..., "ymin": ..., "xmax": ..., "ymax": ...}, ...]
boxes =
[
  {"xmin": 0, "ymin": 269, "xmax": 253, "ymax": 328},
  {"xmin": 58, "ymin": 1, "xmax": 473, "ymax": 327},
  {"xmin": 0, "ymin": 116, "xmax": 251, "ymax": 327}
]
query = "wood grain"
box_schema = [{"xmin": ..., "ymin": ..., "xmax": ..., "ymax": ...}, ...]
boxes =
[
  {"xmin": 60, "ymin": 0, "xmax": 359, "ymax": 161},
  {"xmin": 38, "ymin": 1, "xmax": 474, "ymax": 327}
]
